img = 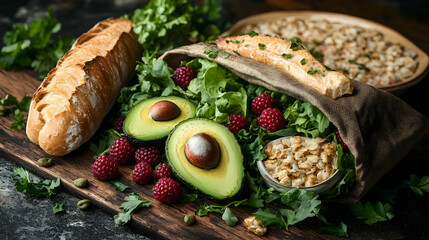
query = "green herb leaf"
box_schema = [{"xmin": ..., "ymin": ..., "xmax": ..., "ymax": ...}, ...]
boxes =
[
  {"xmin": 114, "ymin": 192, "xmax": 151, "ymax": 225},
  {"xmin": 280, "ymin": 188, "xmax": 324, "ymax": 226},
  {"xmin": 254, "ymin": 208, "xmax": 288, "ymax": 230},
  {"xmin": 342, "ymin": 68, "xmax": 349, "ymax": 74},
  {"xmin": 348, "ymin": 59, "xmax": 370, "ymax": 71},
  {"xmin": 111, "ymin": 181, "xmax": 130, "ymax": 192},
  {"xmin": 320, "ymin": 222, "xmax": 348, "ymax": 237},
  {"xmin": 350, "ymin": 201, "xmax": 394, "ymax": 225},
  {"xmin": 222, "ymin": 207, "xmax": 238, "ymax": 226},
  {"xmin": 247, "ymin": 31, "xmax": 259, "ymax": 37},
  {"xmin": 195, "ymin": 199, "xmax": 247, "ymax": 217},
  {"xmin": 312, "ymin": 39, "xmax": 321, "ymax": 45},
  {"xmin": 300, "ymin": 58, "xmax": 306, "ymax": 65},
  {"xmin": 406, "ymin": 174, "xmax": 429, "ymax": 197},
  {"xmin": 178, "ymin": 193, "xmax": 198, "ymax": 203},
  {"xmin": 0, "ymin": 7, "xmax": 74, "ymax": 79},
  {"xmin": 53, "ymin": 203, "xmax": 65, "ymax": 214},
  {"xmin": 204, "ymin": 49, "xmax": 220, "ymax": 58},
  {"xmin": 288, "ymin": 37, "xmax": 308, "ymax": 51},
  {"xmin": 282, "ymin": 53, "xmax": 292, "ymax": 59},
  {"xmin": 307, "ymin": 68, "xmax": 319, "ymax": 75},
  {"xmin": 125, "ymin": 0, "xmax": 222, "ymax": 55},
  {"xmin": 13, "ymin": 167, "xmax": 61, "ymax": 198},
  {"xmin": 1, "ymin": 95, "xmax": 33, "ymax": 129},
  {"xmin": 258, "ymin": 43, "xmax": 266, "ymax": 50}
]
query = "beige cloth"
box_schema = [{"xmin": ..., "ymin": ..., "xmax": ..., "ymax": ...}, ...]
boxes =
[{"xmin": 160, "ymin": 42, "xmax": 429, "ymax": 202}]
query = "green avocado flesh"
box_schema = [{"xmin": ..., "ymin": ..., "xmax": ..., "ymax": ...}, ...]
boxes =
[
  {"xmin": 166, "ymin": 118, "xmax": 244, "ymax": 200},
  {"xmin": 124, "ymin": 96, "xmax": 196, "ymax": 142}
]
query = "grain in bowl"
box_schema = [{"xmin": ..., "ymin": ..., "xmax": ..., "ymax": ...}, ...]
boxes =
[
  {"xmin": 240, "ymin": 16, "xmax": 419, "ymax": 88},
  {"xmin": 262, "ymin": 136, "xmax": 338, "ymax": 188}
]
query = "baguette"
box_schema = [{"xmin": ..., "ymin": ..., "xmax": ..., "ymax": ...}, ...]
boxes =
[
  {"xmin": 215, "ymin": 35, "xmax": 353, "ymax": 99},
  {"xmin": 26, "ymin": 18, "xmax": 142, "ymax": 156}
]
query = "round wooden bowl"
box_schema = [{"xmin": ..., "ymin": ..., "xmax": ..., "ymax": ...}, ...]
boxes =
[{"xmin": 224, "ymin": 11, "xmax": 429, "ymax": 94}]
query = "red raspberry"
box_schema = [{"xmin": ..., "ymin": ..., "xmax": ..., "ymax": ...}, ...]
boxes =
[
  {"xmin": 228, "ymin": 114, "xmax": 248, "ymax": 134},
  {"xmin": 109, "ymin": 137, "xmax": 135, "ymax": 165},
  {"xmin": 113, "ymin": 117, "xmax": 125, "ymax": 133},
  {"xmin": 334, "ymin": 128, "xmax": 349, "ymax": 151},
  {"xmin": 152, "ymin": 178, "xmax": 182, "ymax": 203},
  {"xmin": 134, "ymin": 146, "xmax": 161, "ymax": 166},
  {"xmin": 92, "ymin": 155, "xmax": 119, "ymax": 180},
  {"xmin": 251, "ymin": 93, "xmax": 276, "ymax": 115},
  {"xmin": 172, "ymin": 66, "xmax": 196, "ymax": 89},
  {"xmin": 132, "ymin": 162, "xmax": 153, "ymax": 185},
  {"xmin": 155, "ymin": 162, "xmax": 173, "ymax": 179},
  {"xmin": 258, "ymin": 108, "xmax": 285, "ymax": 132}
]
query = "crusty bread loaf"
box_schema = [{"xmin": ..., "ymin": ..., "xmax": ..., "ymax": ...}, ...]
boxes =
[
  {"xmin": 215, "ymin": 35, "xmax": 353, "ymax": 99},
  {"xmin": 26, "ymin": 18, "xmax": 142, "ymax": 156}
]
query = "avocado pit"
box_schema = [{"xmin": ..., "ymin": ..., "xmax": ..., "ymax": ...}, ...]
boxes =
[
  {"xmin": 185, "ymin": 133, "xmax": 220, "ymax": 169},
  {"xmin": 148, "ymin": 100, "xmax": 181, "ymax": 121}
]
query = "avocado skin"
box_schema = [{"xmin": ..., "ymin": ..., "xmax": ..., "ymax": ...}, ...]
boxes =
[
  {"xmin": 123, "ymin": 125, "xmax": 166, "ymax": 147},
  {"xmin": 165, "ymin": 118, "xmax": 245, "ymax": 201},
  {"xmin": 123, "ymin": 96, "xmax": 196, "ymax": 146}
]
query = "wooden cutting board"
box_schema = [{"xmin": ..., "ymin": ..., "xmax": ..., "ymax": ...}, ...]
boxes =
[{"xmin": 0, "ymin": 69, "xmax": 338, "ymax": 240}]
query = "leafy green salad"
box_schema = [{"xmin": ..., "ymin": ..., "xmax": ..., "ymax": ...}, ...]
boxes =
[{"xmin": 115, "ymin": 54, "xmax": 356, "ymax": 231}]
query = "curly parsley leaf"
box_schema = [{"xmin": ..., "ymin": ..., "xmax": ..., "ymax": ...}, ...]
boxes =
[
  {"xmin": 350, "ymin": 201, "xmax": 394, "ymax": 225},
  {"xmin": 320, "ymin": 222, "xmax": 348, "ymax": 237},
  {"xmin": 114, "ymin": 192, "xmax": 151, "ymax": 226},
  {"xmin": 178, "ymin": 193, "xmax": 198, "ymax": 204},
  {"xmin": 0, "ymin": 7, "xmax": 74, "ymax": 79},
  {"xmin": 254, "ymin": 208, "xmax": 288, "ymax": 230},
  {"xmin": 111, "ymin": 181, "xmax": 130, "ymax": 192},
  {"xmin": 406, "ymin": 174, "xmax": 429, "ymax": 197},
  {"xmin": 13, "ymin": 167, "xmax": 61, "ymax": 198},
  {"xmin": 124, "ymin": 0, "xmax": 222, "ymax": 55},
  {"xmin": 1, "ymin": 94, "xmax": 32, "ymax": 130},
  {"xmin": 53, "ymin": 203, "xmax": 65, "ymax": 214},
  {"xmin": 195, "ymin": 199, "xmax": 247, "ymax": 217}
]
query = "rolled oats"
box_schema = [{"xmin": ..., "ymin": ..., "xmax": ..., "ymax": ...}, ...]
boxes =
[
  {"xmin": 241, "ymin": 17, "xmax": 419, "ymax": 88},
  {"xmin": 263, "ymin": 136, "xmax": 338, "ymax": 188}
]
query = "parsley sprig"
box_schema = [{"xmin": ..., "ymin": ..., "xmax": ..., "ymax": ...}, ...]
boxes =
[
  {"xmin": 13, "ymin": 167, "xmax": 61, "ymax": 198},
  {"xmin": 0, "ymin": 7, "xmax": 75, "ymax": 80},
  {"xmin": 114, "ymin": 192, "xmax": 151, "ymax": 225}
]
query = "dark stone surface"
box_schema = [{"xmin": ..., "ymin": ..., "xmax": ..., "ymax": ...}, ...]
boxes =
[{"xmin": 0, "ymin": 155, "xmax": 151, "ymax": 240}]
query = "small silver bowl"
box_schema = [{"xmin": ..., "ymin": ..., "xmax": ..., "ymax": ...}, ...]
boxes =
[{"xmin": 257, "ymin": 137, "xmax": 343, "ymax": 194}]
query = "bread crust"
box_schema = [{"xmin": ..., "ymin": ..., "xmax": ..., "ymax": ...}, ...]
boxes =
[
  {"xmin": 215, "ymin": 35, "xmax": 353, "ymax": 99},
  {"xmin": 26, "ymin": 18, "xmax": 142, "ymax": 156}
]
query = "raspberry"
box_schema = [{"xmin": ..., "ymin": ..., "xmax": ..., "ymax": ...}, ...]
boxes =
[
  {"xmin": 334, "ymin": 128, "xmax": 349, "ymax": 151},
  {"xmin": 109, "ymin": 137, "xmax": 135, "ymax": 165},
  {"xmin": 134, "ymin": 146, "xmax": 161, "ymax": 166},
  {"xmin": 258, "ymin": 108, "xmax": 286, "ymax": 132},
  {"xmin": 228, "ymin": 114, "xmax": 248, "ymax": 134},
  {"xmin": 92, "ymin": 155, "xmax": 119, "ymax": 180},
  {"xmin": 251, "ymin": 93, "xmax": 276, "ymax": 115},
  {"xmin": 155, "ymin": 162, "xmax": 173, "ymax": 179},
  {"xmin": 113, "ymin": 117, "xmax": 125, "ymax": 133},
  {"xmin": 152, "ymin": 178, "xmax": 183, "ymax": 203},
  {"xmin": 132, "ymin": 162, "xmax": 153, "ymax": 185},
  {"xmin": 172, "ymin": 66, "xmax": 196, "ymax": 89}
]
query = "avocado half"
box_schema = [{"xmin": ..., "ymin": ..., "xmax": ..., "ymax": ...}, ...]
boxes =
[
  {"xmin": 123, "ymin": 96, "xmax": 196, "ymax": 144},
  {"xmin": 166, "ymin": 118, "xmax": 244, "ymax": 200}
]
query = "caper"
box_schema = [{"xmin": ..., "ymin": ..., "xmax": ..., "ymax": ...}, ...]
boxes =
[
  {"xmin": 73, "ymin": 178, "xmax": 88, "ymax": 188},
  {"xmin": 184, "ymin": 214, "xmax": 196, "ymax": 226},
  {"xmin": 77, "ymin": 199, "xmax": 91, "ymax": 210},
  {"xmin": 37, "ymin": 157, "xmax": 53, "ymax": 167}
]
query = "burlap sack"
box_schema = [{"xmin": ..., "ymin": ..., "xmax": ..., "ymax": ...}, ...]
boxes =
[{"xmin": 160, "ymin": 42, "xmax": 429, "ymax": 202}]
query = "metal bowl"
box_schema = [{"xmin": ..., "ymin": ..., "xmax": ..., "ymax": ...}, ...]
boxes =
[{"xmin": 257, "ymin": 137, "xmax": 343, "ymax": 194}]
